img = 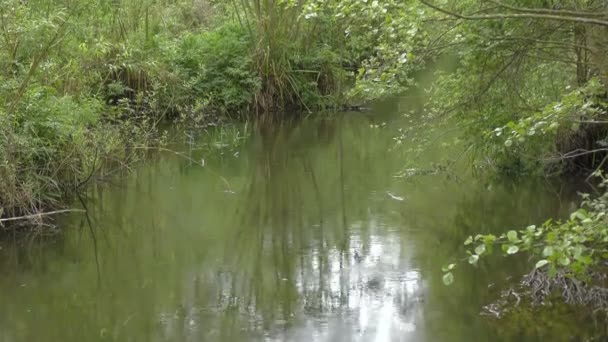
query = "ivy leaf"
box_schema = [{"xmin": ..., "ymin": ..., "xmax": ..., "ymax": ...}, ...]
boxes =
[
  {"xmin": 442, "ymin": 272, "xmax": 454, "ymax": 286},
  {"xmin": 506, "ymin": 245, "xmax": 519, "ymax": 255}
]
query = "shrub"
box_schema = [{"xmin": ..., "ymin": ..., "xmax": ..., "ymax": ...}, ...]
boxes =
[
  {"xmin": 0, "ymin": 86, "xmax": 144, "ymax": 222},
  {"xmin": 176, "ymin": 24, "xmax": 261, "ymax": 116}
]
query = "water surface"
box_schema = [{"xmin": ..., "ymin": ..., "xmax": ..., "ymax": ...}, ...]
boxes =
[{"xmin": 0, "ymin": 98, "xmax": 592, "ymax": 341}]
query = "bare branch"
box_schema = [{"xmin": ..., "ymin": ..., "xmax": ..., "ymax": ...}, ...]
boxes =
[
  {"xmin": 494, "ymin": 36, "xmax": 596, "ymax": 53},
  {"xmin": 489, "ymin": 0, "xmax": 608, "ymax": 18},
  {"xmin": 419, "ymin": 0, "xmax": 608, "ymax": 27},
  {"xmin": 545, "ymin": 148, "xmax": 608, "ymax": 161}
]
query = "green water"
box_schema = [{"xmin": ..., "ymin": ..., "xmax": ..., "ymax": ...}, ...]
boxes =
[{"xmin": 0, "ymin": 97, "xmax": 597, "ymax": 341}]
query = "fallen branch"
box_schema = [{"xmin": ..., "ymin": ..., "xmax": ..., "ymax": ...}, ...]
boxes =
[{"xmin": 0, "ymin": 209, "xmax": 86, "ymax": 224}]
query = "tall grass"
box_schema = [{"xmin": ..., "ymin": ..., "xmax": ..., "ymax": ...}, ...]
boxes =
[{"xmin": 229, "ymin": 0, "xmax": 348, "ymax": 120}]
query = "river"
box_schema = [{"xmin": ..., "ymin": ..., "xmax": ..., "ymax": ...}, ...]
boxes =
[{"xmin": 0, "ymin": 96, "xmax": 596, "ymax": 341}]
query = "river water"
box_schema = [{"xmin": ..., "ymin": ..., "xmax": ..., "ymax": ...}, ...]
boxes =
[{"xmin": 0, "ymin": 97, "xmax": 597, "ymax": 341}]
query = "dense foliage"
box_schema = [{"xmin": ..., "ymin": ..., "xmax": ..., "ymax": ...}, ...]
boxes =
[{"xmin": 413, "ymin": 0, "xmax": 608, "ymax": 311}]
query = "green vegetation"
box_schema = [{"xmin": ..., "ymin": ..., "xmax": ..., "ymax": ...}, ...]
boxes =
[
  {"xmin": 4, "ymin": 0, "xmax": 608, "ymax": 320},
  {"xmin": 411, "ymin": 0, "xmax": 608, "ymax": 314},
  {"xmin": 0, "ymin": 0, "xmax": 417, "ymax": 226}
]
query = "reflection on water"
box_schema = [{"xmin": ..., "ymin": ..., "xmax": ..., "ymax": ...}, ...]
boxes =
[
  {"xmin": 284, "ymin": 233, "xmax": 425, "ymax": 342},
  {"xmin": 0, "ymin": 98, "xmax": 591, "ymax": 341}
]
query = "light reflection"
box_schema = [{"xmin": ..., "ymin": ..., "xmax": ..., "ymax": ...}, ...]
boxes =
[{"xmin": 274, "ymin": 229, "xmax": 424, "ymax": 342}]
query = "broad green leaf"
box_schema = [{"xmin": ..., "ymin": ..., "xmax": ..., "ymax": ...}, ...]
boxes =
[
  {"xmin": 575, "ymin": 210, "xmax": 587, "ymax": 220},
  {"xmin": 535, "ymin": 259, "xmax": 549, "ymax": 268},
  {"xmin": 475, "ymin": 244, "xmax": 486, "ymax": 255},
  {"xmin": 542, "ymin": 246, "xmax": 554, "ymax": 257}
]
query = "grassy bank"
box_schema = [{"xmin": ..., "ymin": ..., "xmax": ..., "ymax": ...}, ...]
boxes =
[{"xmin": 0, "ymin": 0, "xmax": 421, "ymax": 227}]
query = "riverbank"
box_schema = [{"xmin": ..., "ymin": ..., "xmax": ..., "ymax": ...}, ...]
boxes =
[{"xmin": 0, "ymin": 0, "xmax": 421, "ymax": 228}]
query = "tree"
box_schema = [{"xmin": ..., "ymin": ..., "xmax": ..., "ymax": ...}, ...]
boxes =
[{"xmin": 415, "ymin": 0, "xmax": 608, "ymax": 174}]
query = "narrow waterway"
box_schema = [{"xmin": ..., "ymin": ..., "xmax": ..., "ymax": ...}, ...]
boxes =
[{"xmin": 0, "ymin": 97, "xmax": 592, "ymax": 341}]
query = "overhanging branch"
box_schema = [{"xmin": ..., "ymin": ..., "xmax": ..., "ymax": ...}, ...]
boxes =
[
  {"xmin": 419, "ymin": 0, "xmax": 608, "ymax": 27},
  {"xmin": 489, "ymin": 0, "xmax": 608, "ymax": 18}
]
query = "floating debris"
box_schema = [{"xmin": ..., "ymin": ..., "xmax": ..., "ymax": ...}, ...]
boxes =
[{"xmin": 386, "ymin": 191, "xmax": 405, "ymax": 201}]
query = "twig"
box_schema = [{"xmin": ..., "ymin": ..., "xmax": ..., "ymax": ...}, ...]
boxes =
[{"xmin": 545, "ymin": 148, "xmax": 608, "ymax": 161}]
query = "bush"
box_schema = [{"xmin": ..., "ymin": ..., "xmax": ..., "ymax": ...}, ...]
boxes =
[
  {"xmin": 175, "ymin": 24, "xmax": 261, "ymax": 116},
  {"xmin": 443, "ymin": 172, "xmax": 608, "ymax": 311},
  {"xmin": 0, "ymin": 86, "xmax": 147, "ymax": 222}
]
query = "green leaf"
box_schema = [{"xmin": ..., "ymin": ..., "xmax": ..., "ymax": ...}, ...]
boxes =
[
  {"xmin": 507, "ymin": 230, "xmax": 518, "ymax": 242},
  {"xmin": 482, "ymin": 234, "xmax": 497, "ymax": 244},
  {"xmin": 464, "ymin": 236, "xmax": 473, "ymax": 246},
  {"xmin": 575, "ymin": 210, "xmax": 587, "ymax": 220},
  {"xmin": 573, "ymin": 245, "xmax": 584, "ymax": 260},
  {"xmin": 475, "ymin": 244, "xmax": 486, "ymax": 255},
  {"xmin": 442, "ymin": 272, "xmax": 454, "ymax": 286},
  {"xmin": 559, "ymin": 257, "xmax": 571, "ymax": 266},
  {"xmin": 542, "ymin": 246, "xmax": 554, "ymax": 257},
  {"xmin": 441, "ymin": 263, "xmax": 456, "ymax": 272},
  {"xmin": 535, "ymin": 259, "xmax": 549, "ymax": 268},
  {"xmin": 506, "ymin": 245, "xmax": 519, "ymax": 255},
  {"xmin": 468, "ymin": 254, "xmax": 479, "ymax": 265}
]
